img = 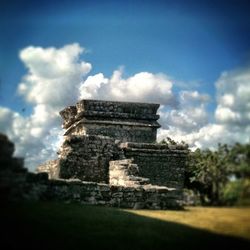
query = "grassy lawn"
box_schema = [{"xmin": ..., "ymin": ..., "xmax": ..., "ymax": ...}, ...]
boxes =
[
  {"xmin": 129, "ymin": 206, "xmax": 250, "ymax": 240},
  {"xmin": 1, "ymin": 201, "xmax": 249, "ymax": 250}
]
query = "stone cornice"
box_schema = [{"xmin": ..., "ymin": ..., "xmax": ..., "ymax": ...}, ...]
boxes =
[{"xmin": 64, "ymin": 119, "xmax": 161, "ymax": 136}]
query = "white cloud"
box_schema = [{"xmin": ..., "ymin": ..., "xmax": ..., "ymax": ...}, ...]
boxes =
[
  {"xmin": 158, "ymin": 66, "xmax": 250, "ymax": 149},
  {"xmin": 180, "ymin": 90, "xmax": 210, "ymax": 104},
  {"xmin": 159, "ymin": 90, "xmax": 210, "ymax": 133},
  {"xmin": 158, "ymin": 124, "xmax": 224, "ymax": 150},
  {"xmin": 19, "ymin": 44, "xmax": 90, "ymax": 79},
  {"xmin": 79, "ymin": 73, "xmax": 108, "ymax": 99},
  {"xmin": 0, "ymin": 43, "xmax": 91, "ymax": 170},
  {"xmin": 80, "ymin": 68, "xmax": 177, "ymax": 106},
  {"xmin": 220, "ymin": 94, "xmax": 234, "ymax": 107},
  {"xmin": 215, "ymin": 66, "xmax": 250, "ymax": 126},
  {"xmin": 18, "ymin": 43, "xmax": 91, "ymax": 108},
  {"xmin": 215, "ymin": 106, "xmax": 240, "ymax": 123},
  {"xmin": 1, "ymin": 43, "xmax": 250, "ymax": 171}
]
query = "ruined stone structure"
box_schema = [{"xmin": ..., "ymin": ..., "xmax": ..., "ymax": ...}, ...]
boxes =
[
  {"xmin": 54, "ymin": 99, "xmax": 188, "ymax": 189},
  {"xmin": 36, "ymin": 99, "xmax": 188, "ymax": 209},
  {"xmin": 1, "ymin": 133, "xmax": 182, "ymax": 209},
  {"xmin": 1, "ymin": 99, "xmax": 188, "ymax": 209}
]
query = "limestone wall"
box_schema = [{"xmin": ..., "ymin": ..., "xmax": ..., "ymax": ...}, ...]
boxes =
[
  {"xmin": 67, "ymin": 121, "xmax": 158, "ymax": 143},
  {"xmin": 5, "ymin": 172, "xmax": 183, "ymax": 209},
  {"xmin": 45, "ymin": 179, "xmax": 182, "ymax": 209},
  {"xmin": 58, "ymin": 135, "xmax": 121, "ymax": 183},
  {"xmin": 120, "ymin": 142, "xmax": 188, "ymax": 189},
  {"xmin": 56, "ymin": 134, "xmax": 188, "ymax": 190},
  {"xmin": 0, "ymin": 133, "xmax": 183, "ymax": 210}
]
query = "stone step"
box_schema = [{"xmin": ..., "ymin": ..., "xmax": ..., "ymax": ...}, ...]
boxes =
[
  {"xmin": 109, "ymin": 158, "xmax": 150, "ymax": 187},
  {"xmin": 128, "ymin": 175, "xmax": 150, "ymax": 184}
]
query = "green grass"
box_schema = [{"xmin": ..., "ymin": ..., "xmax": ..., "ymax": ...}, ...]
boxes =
[
  {"xmin": 1, "ymin": 201, "xmax": 250, "ymax": 250},
  {"xmin": 129, "ymin": 206, "xmax": 250, "ymax": 240}
]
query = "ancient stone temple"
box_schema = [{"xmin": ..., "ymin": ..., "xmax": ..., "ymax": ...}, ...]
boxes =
[
  {"xmin": 37, "ymin": 99, "xmax": 188, "ymax": 209},
  {"xmin": 56, "ymin": 99, "xmax": 187, "ymax": 187}
]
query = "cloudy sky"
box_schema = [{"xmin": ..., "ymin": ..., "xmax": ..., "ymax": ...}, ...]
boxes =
[{"xmin": 0, "ymin": 0, "xmax": 250, "ymax": 170}]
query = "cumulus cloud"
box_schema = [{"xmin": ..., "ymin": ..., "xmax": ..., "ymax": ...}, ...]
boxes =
[
  {"xmin": 159, "ymin": 123, "xmax": 250, "ymax": 151},
  {"xmin": 0, "ymin": 43, "xmax": 91, "ymax": 170},
  {"xmin": 180, "ymin": 90, "xmax": 210, "ymax": 105},
  {"xmin": 80, "ymin": 68, "xmax": 177, "ymax": 106},
  {"xmin": 1, "ymin": 43, "xmax": 250, "ymax": 171},
  {"xmin": 215, "ymin": 66, "xmax": 250, "ymax": 127},
  {"xmin": 18, "ymin": 43, "xmax": 91, "ymax": 108},
  {"xmin": 158, "ymin": 124, "xmax": 224, "ymax": 149},
  {"xmin": 159, "ymin": 90, "xmax": 210, "ymax": 132},
  {"xmin": 158, "ymin": 66, "xmax": 250, "ymax": 149}
]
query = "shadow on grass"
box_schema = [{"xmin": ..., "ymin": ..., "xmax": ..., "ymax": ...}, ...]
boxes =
[{"xmin": 1, "ymin": 201, "xmax": 249, "ymax": 250}]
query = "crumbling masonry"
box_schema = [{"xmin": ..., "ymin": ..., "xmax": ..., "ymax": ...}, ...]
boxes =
[{"xmin": 36, "ymin": 99, "xmax": 188, "ymax": 209}]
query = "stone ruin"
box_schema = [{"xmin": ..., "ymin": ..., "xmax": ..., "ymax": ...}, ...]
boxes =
[{"xmin": 35, "ymin": 99, "xmax": 188, "ymax": 209}]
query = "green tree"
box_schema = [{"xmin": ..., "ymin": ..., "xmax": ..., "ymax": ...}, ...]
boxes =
[
  {"xmin": 228, "ymin": 143, "xmax": 250, "ymax": 179},
  {"xmin": 186, "ymin": 144, "xmax": 231, "ymax": 205},
  {"xmin": 186, "ymin": 142, "xmax": 250, "ymax": 206}
]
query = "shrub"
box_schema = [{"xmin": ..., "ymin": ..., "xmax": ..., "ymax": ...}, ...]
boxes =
[{"xmin": 222, "ymin": 178, "xmax": 250, "ymax": 206}]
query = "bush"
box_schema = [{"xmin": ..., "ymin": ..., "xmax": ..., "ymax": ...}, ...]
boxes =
[
  {"xmin": 222, "ymin": 178, "xmax": 250, "ymax": 206},
  {"xmin": 222, "ymin": 180, "xmax": 243, "ymax": 205}
]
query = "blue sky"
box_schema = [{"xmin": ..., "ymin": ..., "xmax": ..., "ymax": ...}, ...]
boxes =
[
  {"xmin": 1, "ymin": 0, "xmax": 250, "ymax": 112},
  {"xmin": 0, "ymin": 0, "xmax": 250, "ymax": 170}
]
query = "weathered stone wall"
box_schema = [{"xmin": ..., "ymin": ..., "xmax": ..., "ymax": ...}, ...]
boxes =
[
  {"xmin": 120, "ymin": 142, "xmax": 188, "ymax": 189},
  {"xmin": 60, "ymin": 99, "xmax": 161, "ymax": 143},
  {"xmin": 44, "ymin": 179, "xmax": 182, "ymax": 209},
  {"xmin": 58, "ymin": 135, "xmax": 121, "ymax": 183},
  {"xmin": 4, "ymin": 172, "xmax": 183, "ymax": 209},
  {"xmin": 0, "ymin": 133, "xmax": 183, "ymax": 210},
  {"xmin": 57, "ymin": 137, "xmax": 187, "ymax": 189},
  {"xmin": 75, "ymin": 99, "xmax": 160, "ymax": 115},
  {"xmin": 67, "ymin": 121, "xmax": 158, "ymax": 143}
]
